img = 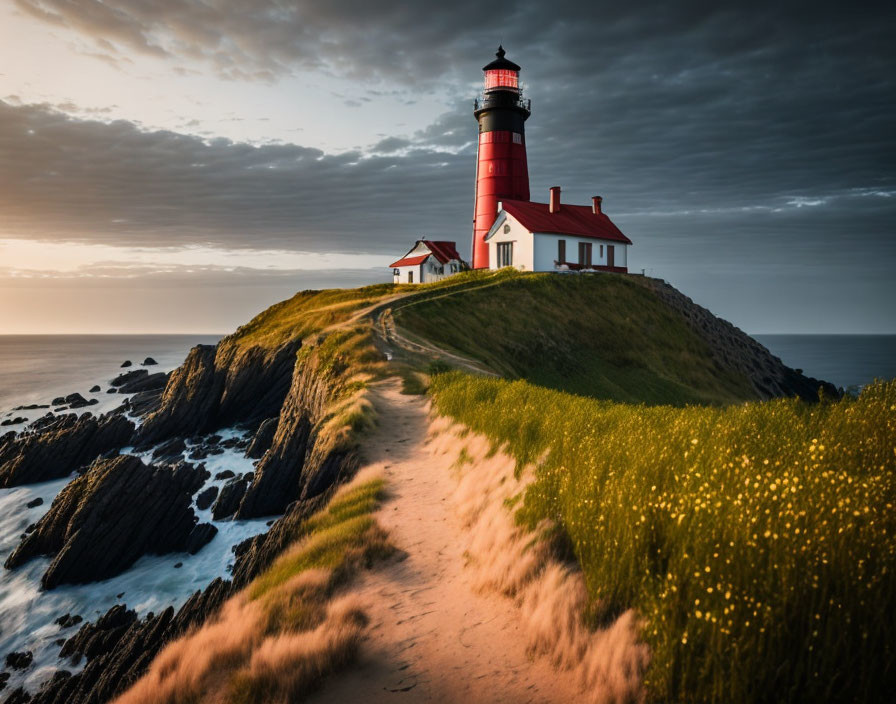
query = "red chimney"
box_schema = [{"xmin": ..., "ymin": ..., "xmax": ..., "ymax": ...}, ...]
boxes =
[
  {"xmin": 549, "ymin": 186, "xmax": 561, "ymax": 213},
  {"xmin": 592, "ymin": 195, "xmax": 603, "ymax": 214}
]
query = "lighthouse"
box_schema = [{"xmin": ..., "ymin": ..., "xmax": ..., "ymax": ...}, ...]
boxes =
[{"xmin": 471, "ymin": 46, "xmax": 531, "ymax": 269}]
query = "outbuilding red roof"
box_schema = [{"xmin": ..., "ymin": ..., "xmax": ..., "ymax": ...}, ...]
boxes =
[
  {"xmin": 500, "ymin": 199, "xmax": 632, "ymax": 244},
  {"xmin": 423, "ymin": 240, "xmax": 462, "ymax": 264},
  {"xmin": 389, "ymin": 253, "xmax": 430, "ymax": 268},
  {"xmin": 389, "ymin": 240, "xmax": 463, "ymax": 269}
]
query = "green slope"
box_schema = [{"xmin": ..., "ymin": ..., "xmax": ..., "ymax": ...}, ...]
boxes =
[{"xmin": 392, "ymin": 272, "xmax": 757, "ymax": 405}]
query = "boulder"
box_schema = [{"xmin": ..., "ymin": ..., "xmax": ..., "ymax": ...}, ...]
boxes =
[
  {"xmin": 0, "ymin": 413, "xmax": 134, "ymax": 487},
  {"xmin": 185, "ymin": 523, "xmax": 217, "ymax": 554},
  {"xmin": 64, "ymin": 393, "xmax": 91, "ymax": 409},
  {"xmin": 1, "ymin": 417, "xmax": 27, "ymax": 427},
  {"xmin": 214, "ymin": 470, "xmax": 235, "ymax": 480},
  {"xmin": 51, "ymin": 397, "xmax": 66, "ymax": 406},
  {"xmin": 142, "ymin": 357, "xmax": 158, "ymax": 366},
  {"xmin": 89, "ymin": 385, "xmax": 101, "ymax": 393},
  {"xmin": 117, "ymin": 372, "xmax": 168, "ymax": 395},
  {"xmin": 195, "ymin": 485, "xmax": 218, "ymax": 511},
  {"xmin": 5, "ymin": 651, "xmax": 33, "ymax": 670},
  {"xmin": 245, "ymin": 417, "xmax": 278, "ymax": 458},
  {"xmin": 55, "ymin": 613, "xmax": 83, "ymax": 629},
  {"xmin": 110, "ymin": 369, "xmax": 147, "ymax": 388},
  {"xmin": 25, "ymin": 497, "xmax": 43, "ymax": 509},
  {"xmin": 12, "ymin": 404, "xmax": 48, "ymax": 411},
  {"xmin": 211, "ymin": 477, "xmax": 248, "ymax": 520},
  {"xmin": 120, "ymin": 360, "xmax": 132, "ymax": 368},
  {"xmin": 151, "ymin": 437, "xmax": 186, "ymax": 463},
  {"xmin": 4, "ymin": 455, "xmax": 209, "ymax": 588},
  {"xmin": 0, "ymin": 671, "xmax": 8, "ymax": 691}
]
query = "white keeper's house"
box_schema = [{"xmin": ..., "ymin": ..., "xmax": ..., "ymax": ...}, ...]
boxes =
[
  {"xmin": 390, "ymin": 240, "xmax": 466, "ymax": 285},
  {"xmin": 486, "ymin": 187, "xmax": 631, "ymax": 273}
]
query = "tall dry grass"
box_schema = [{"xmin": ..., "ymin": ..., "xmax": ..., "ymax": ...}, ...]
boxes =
[
  {"xmin": 115, "ymin": 472, "xmax": 389, "ymax": 704},
  {"xmin": 429, "ymin": 415, "xmax": 649, "ymax": 704},
  {"xmin": 430, "ymin": 372, "xmax": 896, "ymax": 703}
]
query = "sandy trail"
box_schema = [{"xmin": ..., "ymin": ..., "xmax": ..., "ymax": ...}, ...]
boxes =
[{"xmin": 306, "ymin": 380, "xmax": 583, "ymax": 704}]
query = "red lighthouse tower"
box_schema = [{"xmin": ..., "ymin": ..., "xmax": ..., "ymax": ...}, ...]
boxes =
[{"xmin": 471, "ymin": 46, "xmax": 531, "ymax": 269}]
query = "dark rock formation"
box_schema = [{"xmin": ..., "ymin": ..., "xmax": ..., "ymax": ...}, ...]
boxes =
[
  {"xmin": 230, "ymin": 492, "xmax": 331, "ymax": 588},
  {"xmin": 120, "ymin": 360, "xmax": 132, "ymax": 368},
  {"xmin": 236, "ymin": 349, "xmax": 356, "ymax": 518},
  {"xmin": 185, "ymin": 523, "xmax": 218, "ymax": 553},
  {"xmin": 12, "ymin": 404, "xmax": 48, "ymax": 411},
  {"xmin": 116, "ymin": 372, "xmax": 168, "ymax": 395},
  {"xmin": 0, "ymin": 413, "xmax": 134, "ymax": 488},
  {"xmin": 214, "ymin": 469, "xmax": 235, "ymax": 480},
  {"xmin": 1, "ymin": 417, "xmax": 27, "ymax": 427},
  {"xmin": 151, "ymin": 437, "xmax": 186, "ymax": 463},
  {"xmin": 29, "ymin": 579, "xmax": 232, "ymax": 704},
  {"xmin": 89, "ymin": 386, "xmax": 101, "ymax": 393},
  {"xmin": 211, "ymin": 477, "xmax": 248, "ymax": 520},
  {"xmin": 245, "ymin": 417, "xmax": 277, "ymax": 459},
  {"xmin": 25, "ymin": 498, "xmax": 43, "ymax": 509},
  {"xmin": 195, "ymin": 485, "xmax": 218, "ymax": 511},
  {"xmin": 5, "ymin": 652, "xmax": 33, "ymax": 670},
  {"xmin": 137, "ymin": 339, "xmax": 300, "ymax": 445},
  {"xmin": 646, "ymin": 280, "xmax": 839, "ymax": 401},
  {"xmin": 54, "ymin": 614, "xmax": 82, "ymax": 629},
  {"xmin": 142, "ymin": 358, "xmax": 157, "ymax": 366},
  {"xmin": 110, "ymin": 370, "xmax": 146, "ymax": 389},
  {"xmin": 0, "ymin": 672, "xmax": 8, "ymax": 691},
  {"xmin": 63, "ymin": 394, "xmax": 94, "ymax": 410},
  {"xmin": 4, "ymin": 456, "xmax": 212, "ymax": 588}
]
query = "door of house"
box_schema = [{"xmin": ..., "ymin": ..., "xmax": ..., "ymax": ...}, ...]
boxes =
[
  {"xmin": 607, "ymin": 245, "xmax": 615, "ymax": 268},
  {"xmin": 408, "ymin": 270, "xmax": 414, "ymax": 283}
]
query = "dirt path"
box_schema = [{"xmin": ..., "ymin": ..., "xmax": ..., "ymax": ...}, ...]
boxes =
[{"xmin": 305, "ymin": 380, "xmax": 583, "ymax": 704}]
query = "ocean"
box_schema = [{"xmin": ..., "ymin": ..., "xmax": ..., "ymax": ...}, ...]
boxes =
[
  {"xmin": 754, "ymin": 334, "xmax": 896, "ymax": 391},
  {"xmin": 0, "ymin": 334, "xmax": 222, "ymax": 416}
]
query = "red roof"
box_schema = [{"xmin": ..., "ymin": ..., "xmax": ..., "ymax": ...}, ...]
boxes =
[
  {"xmin": 389, "ymin": 240, "xmax": 463, "ymax": 269},
  {"xmin": 421, "ymin": 240, "xmax": 462, "ymax": 264},
  {"xmin": 500, "ymin": 200, "xmax": 632, "ymax": 244},
  {"xmin": 389, "ymin": 253, "xmax": 429, "ymax": 268}
]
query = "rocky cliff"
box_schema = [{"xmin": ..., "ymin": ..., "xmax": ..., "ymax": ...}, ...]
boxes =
[{"xmin": 4, "ymin": 455, "xmax": 214, "ymax": 588}]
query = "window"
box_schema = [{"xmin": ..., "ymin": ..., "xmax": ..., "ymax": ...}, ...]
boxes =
[
  {"xmin": 503, "ymin": 223, "xmax": 511, "ymax": 234},
  {"xmin": 512, "ymin": 132, "xmax": 522, "ymax": 144},
  {"xmin": 497, "ymin": 242, "xmax": 513, "ymax": 268},
  {"xmin": 600, "ymin": 245, "xmax": 604, "ymax": 258},
  {"xmin": 408, "ymin": 270, "xmax": 413, "ymax": 283},
  {"xmin": 393, "ymin": 268, "xmax": 400, "ymax": 277},
  {"xmin": 578, "ymin": 242, "xmax": 593, "ymax": 267},
  {"xmin": 557, "ymin": 239, "xmax": 566, "ymax": 263}
]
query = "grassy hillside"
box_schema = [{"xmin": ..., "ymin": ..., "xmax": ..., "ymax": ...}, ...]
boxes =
[
  {"xmin": 392, "ymin": 272, "xmax": 757, "ymax": 405},
  {"xmin": 429, "ymin": 372, "xmax": 896, "ymax": 703}
]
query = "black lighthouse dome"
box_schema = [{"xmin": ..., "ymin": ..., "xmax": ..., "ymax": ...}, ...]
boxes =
[{"xmin": 482, "ymin": 45, "xmax": 521, "ymax": 72}]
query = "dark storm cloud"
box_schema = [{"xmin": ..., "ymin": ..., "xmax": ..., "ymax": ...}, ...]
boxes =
[
  {"xmin": 0, "ymin": 99, "xmax": 473, "ymax": 252},
  {"xmin": 5, "ymin": 1, "xmax": 896, "ymax": 330}
]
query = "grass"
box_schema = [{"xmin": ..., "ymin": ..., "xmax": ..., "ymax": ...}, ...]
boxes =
[
  {"xmin": 429, "ymin": 371, "xmax": 896, "ymax": 703},
  {"xmin": 394, "ymin": 272, "xmax": 757, "ymax": 405},
  {"xmin": 248, "ymin": 477, "xmax": 390, "ymax": 601},
  {"xmin": 117, "ymin": 474, "xmax": 392, "ymax": 704}
]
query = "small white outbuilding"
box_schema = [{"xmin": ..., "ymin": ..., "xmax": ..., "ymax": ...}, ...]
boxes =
[
  {"xmin": 485, "ymin": 187, "xmax": 632, "ymax": 273},
  {"xmin": 389, "ymin": 240, "xmax": 466, "ymax": 285}
]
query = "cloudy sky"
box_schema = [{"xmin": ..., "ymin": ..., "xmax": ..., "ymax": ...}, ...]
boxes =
[{"xmin": 0, "ymin": 0, "xmax": 893, "ymax": 334}]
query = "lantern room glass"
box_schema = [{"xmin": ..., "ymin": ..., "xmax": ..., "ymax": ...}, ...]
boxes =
[{"xmin": 484, "ymin": 69, "xmax": 519, "ymax": 92}]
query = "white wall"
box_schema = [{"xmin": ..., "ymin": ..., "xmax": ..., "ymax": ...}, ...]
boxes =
[
  {"xmin": 393, "ymin": 264, "xmax": 422, "ymax": 284},
  {"xmin": 393, "ymin": 257, "xmax": 464, "ymax": 284},
  {"xmin": 533, "ymin": 233, "xmax": 628, "ymax": 271},
  {"xmin": 486, "ymin": 213, "xmax": 534, "ymax": 271}
]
